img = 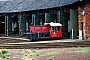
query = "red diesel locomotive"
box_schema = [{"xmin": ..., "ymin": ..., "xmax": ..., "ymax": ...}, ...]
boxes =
[{"xmin": 26, "ymin": 22, "xmax": 62, "ymax": 41}]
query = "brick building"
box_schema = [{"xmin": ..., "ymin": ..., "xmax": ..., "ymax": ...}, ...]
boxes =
[
  {"xmin": 78, "ymin": 0, "xmax": 90, "ymax": 40},
  {"xmin": 0, "ymin": 0, "xmax": 89, "ymax": 40}
]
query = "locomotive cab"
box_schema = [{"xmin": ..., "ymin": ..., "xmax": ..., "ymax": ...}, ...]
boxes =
[
  {"xmin": 50, "ymin": 26, "xmax": 62, "ymax": 38},
  {"xmin": 44, "ymin": 22, "xmax": 62, "ymax": 39}
]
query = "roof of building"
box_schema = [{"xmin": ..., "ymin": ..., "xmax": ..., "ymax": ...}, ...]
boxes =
[{"xmin": 0, "ymin": 0, "xmax": 79, "ymax": 13}]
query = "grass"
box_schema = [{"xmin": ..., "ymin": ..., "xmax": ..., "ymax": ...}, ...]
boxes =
[
  {"xmin": 32, "ymin": 50, "xmax": 37, "ymax": 53},
  {"xmin": 79, "ymin": 48, "xmax": 90, "ymax": 53},
  {"xmin": 46, "ymin": 51, "xmax": 59, "ymax": 56},
  {"xmin": 1, "ymin": 49, "xmax": 9, "ymax": 54},
  {"xmin": 41, "ymin": 51, "xmax": 61, "ymax": 56},
  {"xmin": 21, "ymin": 57, "xmax": 25, "ymax": 60},
  {"xmin": 28, "ymin": 50, "xmax": 60, "ymax": 58},
  {"xmin": 69, "ymin": 48, "xmax": 90, "ymax": 53},
  {"xmin": 25, "ymin": 50, "xmax": 29, "ymax": 54},
  {"xmin": 24, "ymin": 50, "xmax": 59, "ymax": 59},
  {"xmin": 2, "ymin": 55, "xmax": 6, "ymax": 59},
  {"xmin": 0, "ymin": 49, "xmax": 10, "ymax": 60},
  {"xmin": 30, "ymin": 53, "xmax": 40, "ymax": 57},
  {"xmin": 0, "ymin": 48, "xmax": 90, "ymax": 60},
  {"xmin": 1, "ymin": 55, "xmax": 10, "ymax": 60}
]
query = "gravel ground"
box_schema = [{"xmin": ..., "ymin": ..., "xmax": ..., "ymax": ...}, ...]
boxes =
[
  {"xmin": 34, "ymin": 47, "xmax": 90, "ymax": 60},
  {"xmin": 0, "ymin": 47, "xmax": 90, "ymax": 60}
]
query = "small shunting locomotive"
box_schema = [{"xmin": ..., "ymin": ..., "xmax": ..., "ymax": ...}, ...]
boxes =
[{"xmin": 26, "ymin": 22, "xmax": 62, "ymax": 41}]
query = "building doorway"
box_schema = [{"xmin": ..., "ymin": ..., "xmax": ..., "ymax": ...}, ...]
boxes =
[
  {"xmin": 0, "ymin": 16, "xmax": 5, "ymax": 34},
  {"xmin": 12, "ymin": 16, "xmax": 19, "ymax": 34},
  {"xmin": 40, "ymin": 13, "xmax": 45, "ymax": 25}
]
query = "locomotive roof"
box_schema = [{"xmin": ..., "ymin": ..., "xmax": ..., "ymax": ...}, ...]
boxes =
[
  {"xmin": 44, "ymin": 22, "xmax": 62, "ymax": 26},
  {"xmin": 0, "ymin": 0, "xmax": 79, "ymax": 13}
]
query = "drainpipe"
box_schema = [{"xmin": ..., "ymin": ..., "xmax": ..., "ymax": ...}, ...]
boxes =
[
  {"xmin": 79, "ymin": 30, "xmax": 83, "ymax": 40},
  {"xmin": 79, "ymin": 22, "xmax": 83, "ymax": 40}
]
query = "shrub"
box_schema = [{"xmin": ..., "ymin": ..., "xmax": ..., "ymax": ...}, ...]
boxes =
[
  {"xmin": 2, "ymin": 55, "xmax": 6, "ymax": 59},
  {"xmin": 1, "ymin": 49, "xmax": 9, "ymax": 54}
]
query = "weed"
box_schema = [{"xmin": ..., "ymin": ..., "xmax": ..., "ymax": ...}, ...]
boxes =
[
  {"xmin": 32, "ymin": 50, "xmax": 37, "ymax": 53},
  {"xmin": 24, "ymin": 54, "xmax": 28, "ymax": 57},
  {"xmin": 25, "ymin": 50, "xmax": 29, "ymax": 54},
  {"xmin": 80, "ymin": 48, "xmax": 90, "ymax": 53},
  {"xmin": 69, "ymin": 49, "xmax": 76, "ymax": 53},
  {"xmin": 50, "ymin": 52, "xmax": 58, "ymax": 55},
  {"xmin": 6, "ymin": 57, "xmax": 10, "ymax": 59},
  {"xmin": 47, "ymin": 57, "xmax": 54, "ymax": 60},
  {"xmin": 46, "ymin": 51, "xmax": 59, "ymax": 56},
  {"xmin": 68, "ymin": 48, "xmax": 90, "ymax": 53},
  {"xmin": 2, "ymin": 55, "xmax": 6, "ymax": 59},
  {"xmin": 31, "ymin": 53, "xmax": 40, "ymax": 57},
  {"xmin": 1, "ymin": 55, "xmax": 10, "ymax": 60},
  {"xmin": 77, "ymin": 46, "xmax": 81, "ymax": 48},
  {"xmin": 21, "ymin": 57, "xmax": 25, "ymax": 60},
  {"xmin": 1, "ymin": 49, "xmax": 9, "ymax": 54},
  {"xmin": 0, "ymin": 50, "xmax": 2, "ymax": 56}
]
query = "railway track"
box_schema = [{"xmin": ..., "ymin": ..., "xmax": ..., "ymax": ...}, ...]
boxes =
[
  {"xmin": 0, "ymin": 38, "xmax": 90, "ymax": 49},
  {"xmin": 0, "ymin": 35, "xmax": 90, "ymax": 49}
]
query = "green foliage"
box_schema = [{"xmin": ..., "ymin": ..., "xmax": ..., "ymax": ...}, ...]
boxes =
[
  {"xmin": 80, "ymin": 48, "xmax": 90, "ymax": 53},
  {"xmin": 47, "ymin": 57, "xmax": 54, "ymax": 60},
  {"xmin": 24, "ymin": 54, "xmax": 28, "ymax": 57},
  {"xmin": 2, "ymin": 55, "xmax": 6, "ymax": 59},
  {"xmin": 0, "ymin": 49, "xmax": 10, "ymax": 60},
  {"xmin": 69, "ymin": 48, "xmax": 90, "ymax": 53},
  {"xmin": 6, "ymin": 57, "xmax": 10, "ymax": 59},
  {"xmin": 32, "ymin": 50, "xmax": 37, "ymax": 53},
  {"xmin": 31, "ymin": 53, "xmax": 40, "ymax": 57},
  {"xmin": 21, "ymin": 57, "xmax": 25, "ymax": 60},
  {"xmin": 46, "ymin": 51, "xmax": 58, "ymax": 56},
  {"xmin": 77, "ymin": 46, "xmax": 81, "ymax": 48},
  {"xmin": 0, "ymin": 50, "xmax": 2, "ymax": 56},
  {"xmin": 69, "ymin": 49, "xmax": 76, "ymax": 53},
  {"xmin": 1, "ymin": 49, "xmax": 9, "ymax": 54},
  {"xmin": 1, "ymin": 55, "xmax": 10, "ymax": 60},
  {"xmin": 25, "ymin": 50, "xmax": 30, "ymax": 54},
  {"xmin": 50, "ymin": 52, "xmax": 58, "ymax": 55}
]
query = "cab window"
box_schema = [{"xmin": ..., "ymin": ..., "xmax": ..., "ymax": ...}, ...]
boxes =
[
  {"xmin": 51, "ymin": 26, "xmax": 60, "ymax": 31},
  {"xmin": 57, "ymin": 26, "xmax": 60, "ymax": 31},
  {"xmin": 52, "ymin": 27, "xmax": 56, "ymax": 30}
]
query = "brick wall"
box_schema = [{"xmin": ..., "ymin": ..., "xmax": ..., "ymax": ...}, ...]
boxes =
[{"xmin": 78, "ymin": 1, "xmax": 90, "ymax": 39}]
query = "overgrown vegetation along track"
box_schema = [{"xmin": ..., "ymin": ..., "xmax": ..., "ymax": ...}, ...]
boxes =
[{"xmin": 0, "ymin": 39, "xmax": 90, "ymax": 49}]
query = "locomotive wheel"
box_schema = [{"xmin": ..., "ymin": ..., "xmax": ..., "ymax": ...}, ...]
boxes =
[
  {"xmin": 26, "ymin": 34, "xmax": 30, "ymax": 39},
  {"xmin": 29, "ymin": 36, "xmax": 33, "ymax": 41},
  {"xmin": 29, "ymin": 35, "xmax": 32, "ymax": 41}
]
